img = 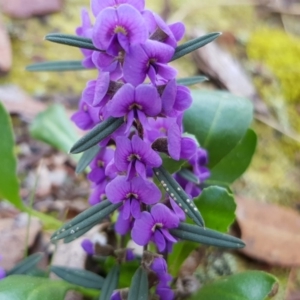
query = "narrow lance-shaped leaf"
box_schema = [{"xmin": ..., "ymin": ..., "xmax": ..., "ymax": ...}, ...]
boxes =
[
  {"xmin": 178, "ymin": 168, "xmax": 200, "ymax": 184},
  {"xmin": 127, "ymin": 267, "xmax": 148, "ymax": 300},
  {"xmin": 76, "ymin": 145, "xmax": 101, "ymax": 174},
  {"xmin": 171, "ymin": 32, "xmax": 221, "ymax": 61},
  {"xmin": 26, "ymin": 60, "xmax": 86, "ymax": 72},
  {"xmin": 70, "ymin": 117, "xmax": 124, "ymax": 154},
  {"xmin": 51, "ymin": 202, "xmax": 122, "ymax": 242},
  {"xmin": 6, "ymin": 253, "xmax": 44, "ymax": 276},
  {"xmin": 170, "ymin": 222, "xmax": 245, "ymax": 249},
  {"xmin": 176, "ymin": 76, "xmax": 208, "ymax": 86},
  {"xmin": 45, "ymin": 33, "xmax": 100, "ymax": 51},
  {"xmin": 99, "ymin": 265, "xmax": 120, "ymax": 300},
  {"xmin": 51, "ymin": 266, "xmax": 104, "ymax": 290},
  {"xmin": 153, "ymin": 166, "xmax": 205, "ymax": 227}
]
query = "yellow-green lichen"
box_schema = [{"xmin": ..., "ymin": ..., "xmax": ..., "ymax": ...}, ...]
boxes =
[{"xmin": 247, "ymin": 28, "xmax": 300, "ymax": 103}]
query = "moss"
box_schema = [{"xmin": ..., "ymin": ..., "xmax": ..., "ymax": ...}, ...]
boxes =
[{"xmin": 247, "ymin": 28, "xmax": 300, "ymax": 103}]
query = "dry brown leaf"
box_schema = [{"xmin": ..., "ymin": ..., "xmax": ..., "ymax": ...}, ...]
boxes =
[
  {"xmin": 236, "ymin": 197, "xmax": 300, "ymax": 267},
  {"xmin": 191, "ymin": 29, "xmax": 270, "ymax": 116},
  {"xmin": 0, "ymin": 214, "xmax": 42, "ymax": 270},
  {"xmin": 0, "ymin": 0, "xmax": 63, "ymax": 19}
]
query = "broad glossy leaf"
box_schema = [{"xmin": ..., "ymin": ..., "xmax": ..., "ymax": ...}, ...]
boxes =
[
  {"xmin": 194, "ymin": 186, "xmax": 236, "ymax": 232},
  {"xmin": 128, "ymin": 267, "xmax": 148, "ymax": 300},
  {"xmin": 51, "ymin": 266, "xmax": 104, "ymax": 289},
  {"xmin": 190, "ymin": 271, "xmax": 278, "ymax": 300},
  {"xmin": 30, "ymin": 104, "xmax": 79, "ymax": 154},
  {"xmin": 7, "ymin": 253, "xmax": 43, "ymax": 276},
  {"xmin": 210, "ymin": 129, "xmax": 257, "ymax": 184},
  {"xmin": 99, "ymin": 265, "xmax": 120, "ymax": 300},
  {"xmin": 26, "ymin": 60, "xmax": 86, "ymax": 72},
  {"xmin": 184, "ymin": 90, "xmax": 253, "ymax": 168},
  {"xmin": 0, "ymin": 275, "xmax": 74, "ymax": 300},
  {"xmin": 0, "ymin": 103, "xmax": 22, "ymax": 209}
]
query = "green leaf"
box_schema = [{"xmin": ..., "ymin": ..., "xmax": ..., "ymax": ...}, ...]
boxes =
[
  {"xmin": 70, "ymin": 117, "xmax": 124, "ymax": 154},
  {"xmin": 154, "ymin": 166, "xmax": 204, "ymax": 227},
  {"xmin": 51, "ymin": 266, "xmax": 104, "ymax": 289},
  {"xmin": 128, "ymin": 267, "xmax": 148, "ymax": 300},
  {"xmin": 76, "ymin": 145, "xmax": 100, "ymax": 174},
  {"xmin": 161, "ymin": 153, "xmax": 186, "ymax": 174},
  {"xmin": 45, "ymin": 33, "xmax": 99, "ymax": 51},
  {"xmin": 30, "ymin": 104, "xmax": 79, "ymax": 154},
  {"xmin": 26, "ymin": 60, "xmax": 86, "ymax": 72},
  {"xmin": 0, "ymin": 102, "xmax": 22, "ymax": 209},
  {"xmin": 0, "ymin": 275, "xmax": 74, "ymax": 300},
  {"xmin": 194, "ymin": 186, "xmax": 236, "ymax": 233},
  {"xmin": 210, "ymin": 129, "xmax": 257, "ymax": 184},
  {"xmin": 7, "ymin": 253, "xmax": 44, "ymax": 276},
  {"xmin": 176, "ymin": 76, "xmax": 208, "ymax": 86},
  {"xmin": 51, "ymin": 201, "xmax": 122, "ymax": 242},
  {"xmin": 168, "ymin": 241, "xmax": 197, "ymax": 277},
  {"xmin": 190, "ymin": 271, "xmax": 278, "ymax": 300},
  {"xmin": 184, "ymin": 90, "xmax": 253, "ymax": 168},
  {"xmin": 170, "ymin": 223, "xmax": 245, "ymax": 249},
  {"xmin": 171, "ymin": 32, "xmax": 221, "ymax": 61},
  {"xmin": 99, "ymin": 265, "xmax": 120, "ymax": 300}
]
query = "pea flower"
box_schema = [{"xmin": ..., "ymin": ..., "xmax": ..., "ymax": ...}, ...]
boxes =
[
  {"xmin": 106, "ymin": 176, "xmax": 161, "ymax": 219},
  {"xmin": 132, "ymin": 203, "xmax": 179, "ymax": 252},
  {"xmin": 114, "ymin": 135, "xmax": 162, "ymax": 180}
]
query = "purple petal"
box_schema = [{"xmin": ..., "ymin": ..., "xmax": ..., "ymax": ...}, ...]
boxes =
[
  {"xmin": 123, "ymin": 199, "xmax": 131, "ymax": 220},
  {"xmin": 131, "ymin": 211, "xmax": 154, "ymax": 245},
  {"xmin": 169, "ymin": 22, "xmax": 185, "ymax": 41},
  {"xmin": 142, "ymin": 9, "xmax": 156, "ymax": 33},
  {"xmin": 170, "ymin": 198, "xmax": 185, "ymax": 221},
  {"xmin": 131, "ymin": 198, "xmax": 141, "ymax": 219},
  {"xmin": 123, "ymin": 44, "xmax": 148, "ymax": 85},
  {"xmin": 115, "ymin": 136, "xmax": 132, "ymax": 172},
  {"xmin": 88, "ymin": 167, "xmax": 106, "ymax": 184},
  {"xmin": 180, "ymin": 137, "xmax": 198, "ymax": 160},
  {"xmin": 131, "ymin": 177, "xmax": 161, "ymax": 205},
  {"xmin": 108, "ymin": 83, "xmax": 135, "ymax": 117},
  {"xmin": 151, "ymin": 203, "xmax": 179, "ymax": 229},
  {"xmin": 132, "ymin": 135, "xmax": 162, "ymax": 168},
  {"xmin": 105, "ymin": 176, "xmax": 131, "ymax": 203},
  {"xmin": 174, "ymin": 85, "xmax": 192, "ymax": 111},
  {"xmin": 115, "ymin": 209, "xmax": 132, "ymax": 235},
  {"xmin": 168, "ymin": 123, "xmax": 181, "ymax": 160},
  {"xmin": 126, "ymin": 249, "xmax": 135, "ymax": 261},
  {"xmin": 126, "ymin": 160, "xmax": 136, "ymax": 181},
  {"xmin": 94, "ymin": 72, "xmax": 110, "ymax": 106},
  {"xmin": 156, "ymin": 286, "xmax": 174, "ymax": 300},
  {"xmin": 81, "ymin": 239, "xmax": 94, "ymax": 255},
  {"xmin": 135, "ymin": 84, "xmax": 161, "ymax": 116},
  {"xmin": 111, "ymin": 291, "xmax": 122, "ymax": 300},
  {"xmin": 161, "ymin": 79, "xmax": 177, "ymax": 115},
  {"xmin": 161, "ymin": 228, "xmax": 177, "ymax": 243},
  {"xmin": 142, "ymin": 40, "xmax": 175, "ymax": 63},
  {"xmin": 76, "ymin": 9, "xmax": 93, "ymax": 38},
  {"xmin": 151, "ymin": 257, "xmax": 168, "ymax": 274},
  {"xmin": 71, "ymin": 110, "xmax": 94, "ymax": 130},
  {"xmin": 156, "ymin": 63, "xmax": 177, "ymax": 82},
  {"xmin": 89, "ymin": 183, "xmax": 106, "ymax": 205},
  {"xmin": 135, "ymin": 160, "xmax": 146, "ymax": 179},
  {"xmin": 153, "ymin": 230, "xmax": 166, "ymax": 252},
  {"xmin": 92, "ymin": 51, "xmax": 114, "ymax": 70}
]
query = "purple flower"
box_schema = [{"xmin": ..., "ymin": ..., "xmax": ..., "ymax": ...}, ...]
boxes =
[
  {"xmin": 88, "ymin": 148, "xmax": 114, "ymax": 184},
  {"xmin": 107, "ymin": 83, "xmax": 161, "ymax": 132},
  {"xmin": 115, "ymin": 208, "xmax": 133, "ymax": 235},
  {"xmin": 156, "ymin": 284, "xmax": 174, "ymax": 300},
  {"xmin": 114, "ymin": 135, "xmax": 162, "ymax": 180},
  {"xmin": 126, "ymin": 249, "xmax": 135, "ymax": 261},
  {"xmin": 81, "ymin": 239, "xmax": 95, "ymax": 255},
  {"xmin": 189, "ymin": 148, "xmax": 210, "ymax": 183},
  {"xmin": 106, "ymin": 176, "xmax": 161, "ymax": 219},
  {"xmin": 89, "ymin": 183, "xmax": 107, "ymax": 205},
  {"xmin": 92, "ymin": 0, "xmax": 145, "ymax": 17},
  {"xmin": 111, "ymin": 291, "xmax": 122, "ymax": 300},
  {"xmin": 76, "ymin": 9, "xmax": 95, "ymax": 68},
  {"xmin": 93, "ymin": 4, "xmax": 148, "ymax": 53},
  {"xmin": 123, "ymin": 40, "xmax": 177, "ymax": 85},
  {"xmin": 131, "ymin": 203, "xmax": 179, "ymax": 252}
]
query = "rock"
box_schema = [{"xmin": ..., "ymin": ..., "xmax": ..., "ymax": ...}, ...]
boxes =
[
  {"xmin": 0, "ymin": 18, "xmax": 12, "ymax": 75},
  {"xmin": 0, "ymin": 214, "xmax": 42, "ymax": 270},
  {"xmin": 0, "ymin": 0, "xmax": 63, "ymax": 19}
]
